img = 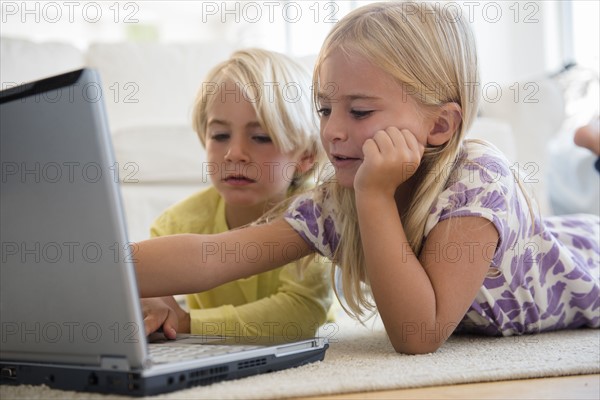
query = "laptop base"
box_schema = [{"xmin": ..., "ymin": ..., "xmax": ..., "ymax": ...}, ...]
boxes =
[{"xmin": 1, "ymin": 347, "xmax": 327, "ymax": 396}]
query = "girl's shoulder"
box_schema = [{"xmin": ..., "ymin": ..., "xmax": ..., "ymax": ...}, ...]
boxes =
[
  {"xmin": 451, "ymin": 139, "xmax": 514, "ymax": 185},
  {"xmin": 424, "ymin": 140, "xmax": 520, "ymax": 235},
  {"xmin": 440, "ymin": 139, "xmax": 517, "ymax": 203},
  {"xmin": 283, "ymin": 184, "xmax": 341, "ymax": 259}
]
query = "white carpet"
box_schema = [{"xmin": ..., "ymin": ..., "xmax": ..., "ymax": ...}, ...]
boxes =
[{"xmin": 2, "ymin": 312, "xmax": 599, "ymax": 399}]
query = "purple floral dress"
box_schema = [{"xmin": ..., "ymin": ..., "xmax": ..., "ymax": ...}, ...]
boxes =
[{"xmin": 285, "ymin": 141, "xmax": 600, "ymax": 336}]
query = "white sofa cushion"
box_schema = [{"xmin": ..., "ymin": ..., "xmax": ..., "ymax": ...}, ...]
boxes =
[
  {"xmin": 85, "ymin": 42, "xmax": 236, "ymax": 132},
  {"xmin": 467, "ymin": 117, "xmax": 516, "ymax": 162},
  {"xmin": 0, "ymin": 37, "xmax": 85, "ymax": 86},
  {"xmin": 479, "ymin": 78, "xmax": 565, "ymax": 215},
  {"xmin": 120, "ymin": 183, "xmax": 203, "ymax": 242},
  {"xmin": 112, "ymin": 124, "xmax": 208, "ymax": 183}
]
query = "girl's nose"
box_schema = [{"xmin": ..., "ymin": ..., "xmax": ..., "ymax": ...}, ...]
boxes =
[{"xmin": 321, "ymin": 114, "xmax": 347, "ymax": 143}]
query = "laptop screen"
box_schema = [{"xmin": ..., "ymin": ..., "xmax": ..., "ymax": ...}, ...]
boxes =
[{"xmin": 0, "ymin": 69, "xmax": 148, "ymax": 369}]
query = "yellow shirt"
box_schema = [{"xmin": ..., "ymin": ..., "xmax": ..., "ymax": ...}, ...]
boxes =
[{"xmin": 150, "ymin": 186, "xmax": 332, "ymax": 338}]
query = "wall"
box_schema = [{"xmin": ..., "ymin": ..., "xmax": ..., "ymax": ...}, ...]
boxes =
[{"xmin": 0, "ymin": 1, "xmax": 576, "ymax": 86}]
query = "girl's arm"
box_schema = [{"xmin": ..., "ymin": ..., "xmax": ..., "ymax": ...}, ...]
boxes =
[
  {"xmin": 134, "ymin": 218, "xmax": 313, "ymax": 298},
  {"xmin": 355, "ymin": 128, "xmax": 498, "ymax": 354},
  {"xmin": 357, "ymin": 200, "xmax": 496, "ymax": 354}
]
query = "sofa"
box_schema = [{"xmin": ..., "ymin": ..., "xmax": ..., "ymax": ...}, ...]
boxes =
[{"xmin": 1, "ymin": 36, "xmax": 589, "ymax": 242}]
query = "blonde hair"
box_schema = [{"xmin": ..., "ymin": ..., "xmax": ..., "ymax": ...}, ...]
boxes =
[
  {"xmin": 313, "ymin": 1, "xmax": 481, "ymax": 318},
  {"xmin": 192, "ymin": 48, "xmax": 323, "ymax": 192}
]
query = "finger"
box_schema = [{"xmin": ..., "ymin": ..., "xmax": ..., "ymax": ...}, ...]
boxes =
[
  {"xmin": 398, "ymin": 130, "xmax": 422, "ymax": 176},
  {"xmin": 361, "ymin": 137, "xmax": 380, "ymax": 158},
  {"xmin": 161, "ymin": 310, "xmax": 179, "ymax": 340},
  {"xmin": 386, "ymin": 127, "xmax": 409, "ymax": 153},
  {"xmin": 372, "ymin": 130, "xmax": 395, "ymax": 154},
  {"xmin": 144, "ymin": 314, "xmax": 164, "ymax": 336},
  {"xmin": 400, "ymin": 129, "xmax": 423, "ymax": 157}
]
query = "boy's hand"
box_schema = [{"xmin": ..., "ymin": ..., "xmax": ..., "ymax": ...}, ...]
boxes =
[
  {"xmin": 355, "ymin": 127, "xmax": 424, "ymax": 196},
  {"xmin": 141, "ymin": 296, "xmax": 190, "ymax": 339}
]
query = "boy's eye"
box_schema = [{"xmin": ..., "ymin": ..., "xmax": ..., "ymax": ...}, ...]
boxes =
[
  {"xmin": 252, "ymin": 135, "xmax": 272, "ymax": 144},
  {"xmin": 317, "ymin": 107, "xmax": 331, "ymax": 117},
  {"xmin": 351, "ymin": 110, "xmax": 373, "ymax": 119},
  {"xmin": 210, "ymin": 133, "xmax": 229, "ymax": 142}
]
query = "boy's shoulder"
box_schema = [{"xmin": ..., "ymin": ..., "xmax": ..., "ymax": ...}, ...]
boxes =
[
  {"xmin": 152, "ymin": 186, "xmax": 225, "ymax": 234},
  {"xmin": 165, "ymin": 186, "xmax": 221, "ymax": 215}
]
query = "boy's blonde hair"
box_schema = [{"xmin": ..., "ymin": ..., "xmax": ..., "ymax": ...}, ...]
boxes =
[
  {"xmin": 192, "ymin": 48, "xmax": 322, "ymax": 191},
  {"xmin": 313, "ymin": 1, "xmax": 481, "ymax": 318}
]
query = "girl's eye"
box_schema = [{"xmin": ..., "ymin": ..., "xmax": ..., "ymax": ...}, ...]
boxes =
[
  {"xmin": 351, "ymin": 110, "xmax": 373, "ymax": 119},
  {"xmin": 317, "ymin": 107, "xmax": 331, "ymax": 117}
]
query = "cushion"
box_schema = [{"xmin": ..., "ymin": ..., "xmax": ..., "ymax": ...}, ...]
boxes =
[
  {"xmin": 86, "ymin": 42, "xmax": 236, "ymax": 132},
  {"xmin": 467, "ymin": 117, "xmax": 516, "ymax": 162},
  {"xmin": 112, "ymin": 125, "xmax": 208, "ymax": 183},
  {"xmin": 0, "ymin": 37, "xmax": 85, "ymax": 85}
]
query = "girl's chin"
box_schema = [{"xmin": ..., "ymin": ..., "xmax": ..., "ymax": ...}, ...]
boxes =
[{"xmin": 332, "ymin": 174, "xmax": 355, "ymax": 189}]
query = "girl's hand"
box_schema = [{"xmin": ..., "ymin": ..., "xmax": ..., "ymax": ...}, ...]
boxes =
[
  {"xmin": 354, "ymin": 127, "xmax": 424, "ymax": 196},
  {"xmin": 141, "ymin": 296, "xmax": 190, "ymax": 339}
]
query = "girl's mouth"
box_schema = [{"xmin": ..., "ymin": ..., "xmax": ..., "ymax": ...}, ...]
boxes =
[{"xmin": 331, "ymin": 154, "xmax": 361, "ymax": 168}]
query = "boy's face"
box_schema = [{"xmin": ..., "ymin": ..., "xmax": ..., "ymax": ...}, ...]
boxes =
[
  {"xmin": 205, "ymin": 81, "xmax": 305, "ymax": 209},
  {"xmin": 317, "ymin": 50, "xmax": 434, "ymax": 189}
]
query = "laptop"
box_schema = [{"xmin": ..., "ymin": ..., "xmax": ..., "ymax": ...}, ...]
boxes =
[{"xmin": 0, "ymin": 69, "xmax": 328, "ymax": 396}]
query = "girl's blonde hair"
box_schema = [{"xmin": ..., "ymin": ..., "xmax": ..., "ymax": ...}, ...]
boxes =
[
  {"xmin": 192, "ymin": 48, "xmax": 323, "ymax": 192},
  {"xmin": 313, "ymin": 1, "xmax": 481, "ymax": 318}
]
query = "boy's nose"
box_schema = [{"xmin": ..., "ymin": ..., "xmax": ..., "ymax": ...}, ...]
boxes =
[{"xmin": 225, "ymin": 140, "xmax": 249, "ymax": 162}]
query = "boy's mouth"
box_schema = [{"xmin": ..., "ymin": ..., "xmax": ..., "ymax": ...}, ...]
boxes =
[{"xmin": 223, "ymin": 175, "xmax": 256, "ymax": 184}]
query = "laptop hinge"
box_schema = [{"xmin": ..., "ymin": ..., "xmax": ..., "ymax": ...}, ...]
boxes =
[{"xmin": 100, "ymin": 356, "xmax": 131, "ymax": 371}]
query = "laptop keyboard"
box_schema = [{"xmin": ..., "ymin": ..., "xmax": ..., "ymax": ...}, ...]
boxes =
[{"xmin": 149, "ymin": 342, "xmax": 262, "ymax": 364}]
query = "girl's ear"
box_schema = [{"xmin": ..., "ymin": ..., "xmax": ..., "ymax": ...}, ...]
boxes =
[{"xmin": 427, "ymin": 102, "xmax": 462, "ymax": 146}]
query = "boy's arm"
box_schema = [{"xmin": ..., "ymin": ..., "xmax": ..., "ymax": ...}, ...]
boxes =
[
  {"xmin": 189, "ymin": 258, "xmax": 333, "ymax": 338},
  {"xmin": 134, "ymin": 218, "xmax": 313, "ymax": 297}
]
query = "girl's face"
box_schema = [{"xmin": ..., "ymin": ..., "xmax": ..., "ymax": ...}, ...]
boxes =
[
  {"xmin": 317, "ymin": 49, "xmax": 434, "ymax": 188},
  {"xmin": 205, "ymin": 81, "xmax": 306, "ymax": 208}
]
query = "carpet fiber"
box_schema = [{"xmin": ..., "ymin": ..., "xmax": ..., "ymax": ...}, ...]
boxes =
[{"xmin": 2, "ymin": 312, "xmax": 599, "ymax": 399}]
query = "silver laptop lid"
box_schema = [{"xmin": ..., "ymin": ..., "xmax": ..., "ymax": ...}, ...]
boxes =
[{"xmin": 1, "ymin": 69, "xmax": 148, "ymax": 370}]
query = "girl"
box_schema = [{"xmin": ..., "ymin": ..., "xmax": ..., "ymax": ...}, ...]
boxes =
[
  {"xmin": 141, "ymin": 49, "xmax": 332, "ymax": 340},
  {"xmin": 136, "ymin": 2, "xmax": 599, "ymax": 354}
]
